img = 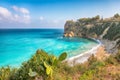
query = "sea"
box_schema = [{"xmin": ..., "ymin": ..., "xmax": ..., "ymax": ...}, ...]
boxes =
[{"xmin": 0, "ymin": 29, "xmax": 98, "ymax": 67}]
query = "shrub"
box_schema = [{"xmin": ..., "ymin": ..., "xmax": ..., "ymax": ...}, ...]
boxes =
[
  {"xmin": 89, "ymin": 61, "xmax": 105, "ymax": 69},
  {"xmin": 9, "ymin": 49, "xmax": 67, "ymax": 80},
  {"xmin": 88, "ymin": 54, "xmax": 97, "ymax": 65},
  {"xmin": 0, "ymin": 66, "xmax": 17, "ymax": 80},
  {"xmin": 0, "ymin": 48, "xmax": 120, "ymax": 80},
  {"xmin": 114, "ymin": 50, "xmax": 120, "ymax": 63},
  {"xmin": 105, "ymin": 55, "xmax": 116, "ymax": 65},
  {"xmin": 79, "ymin": 70, "xmax": 96, "ymax": 80}
]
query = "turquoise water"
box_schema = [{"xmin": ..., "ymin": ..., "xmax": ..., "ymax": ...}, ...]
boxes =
[{"xmin": 0, "ymin": 29, "xmax": 98, "ymax": 67}]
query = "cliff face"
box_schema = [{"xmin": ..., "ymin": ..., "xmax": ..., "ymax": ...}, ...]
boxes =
[{"xmin": 64, "ymin": 14, "xmax": 120, "ymax": 53}]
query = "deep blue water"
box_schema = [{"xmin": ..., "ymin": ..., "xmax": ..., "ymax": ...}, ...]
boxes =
[{"xmin": 0, "ymin": 29, "xmax": 98, "ymax": 67}]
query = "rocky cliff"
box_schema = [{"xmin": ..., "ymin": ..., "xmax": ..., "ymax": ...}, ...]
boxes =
[{"xmin": 64, "ymin": 14, "xmax": 120, "ymax": 53}]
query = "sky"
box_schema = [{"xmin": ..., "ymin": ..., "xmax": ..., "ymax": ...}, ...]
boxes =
[{"xmin": 0, "ymin": 0, "xmax": 120, "ymax": 29}]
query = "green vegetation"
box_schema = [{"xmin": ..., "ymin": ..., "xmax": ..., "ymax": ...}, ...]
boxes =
[
  {"xmin": 0, "ymin": 49, "xmax": 120, "ymax": 80},
  {"xmin": 78, "ymin": 15, "xmax": 100, "ymax": 23},
  {"xmin": 89, "ymin": 22, "xmax": 111, "ymax": 36},
  {"xmin": 103, "ymin": 23, "xmax": 120, "ymax": 41},
  {"xmin": 114, "ymin": 13, "xmax": 120, "ymax": 18},
  {"xmin": 64, "ymin": 13, "xmax": 120, "ymax": 47},
  {"xmin": 0, "ymin": 50, "xmax": 67, "ymax": 80},
  {"xmin": 1, "ymin": 13, "xmax": 120, "ymax": 80}
]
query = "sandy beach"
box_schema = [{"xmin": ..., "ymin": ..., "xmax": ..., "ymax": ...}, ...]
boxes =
[
  {"xmin": 66, "ymin": 43, "xmax": 109, "ymax": 66},
  {"xmin": 94, "ymin": 45, "xmax": 110, "ymax": 61}
]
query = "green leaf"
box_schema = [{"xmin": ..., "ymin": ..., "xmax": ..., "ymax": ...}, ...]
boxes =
[
  {"xmin": 44, "ymin": 62, "xmax": 48, "ymax": 68},
  {"xmin": 53, "ymin": 59, "xmax": 58, "ymax": 66},
  {"xmin": 46, "ymin": 66, "xmax": 51, "ymax": 75},
  {"xmin": 51, "ymin": 56, "xmax": 57, "ymax": 65},
  {"xmin": 58, "ymin": 52, "xmax": 67, "ymax": 61},
  {"xmin": 44, "ymin": 62, "xmax": 53, "ymax": 76},
  {"xmin": 28, "ymin": 68, "xmax": 37, "ymax": 77},
  {"xmin": 39, "ymin": 65, "xmax": 44, "ymax": 71}
]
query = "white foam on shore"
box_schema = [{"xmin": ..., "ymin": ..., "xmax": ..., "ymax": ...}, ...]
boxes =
[{"xmin": 65, "ymin": 39, "xmax": 102, "ymax": 66}]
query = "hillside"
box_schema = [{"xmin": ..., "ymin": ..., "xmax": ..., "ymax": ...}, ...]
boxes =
[
  {"xmin": 64, "ymin": 13, "xmax": 120, "ymax": 53},
  {"xmin": 0, "ymin": 49, "xmax": 120, "ymax": 80}
]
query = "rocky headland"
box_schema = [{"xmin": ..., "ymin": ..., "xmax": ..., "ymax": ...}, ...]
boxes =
[{"xmin": 64, "ymin": 14, "xmax": 120, "ymax": 54}]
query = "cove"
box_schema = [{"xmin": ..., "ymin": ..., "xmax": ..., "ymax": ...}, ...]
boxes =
[{"xmin": 0, "ymin": 29, "xmax": 98, "ymax": 67}]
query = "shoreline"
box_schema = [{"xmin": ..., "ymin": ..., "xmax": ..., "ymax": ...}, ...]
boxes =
[
  {"xmin": 65, "ymin": 39, "xmax": 102, "ymax": 66},
  {"xmin": 99, "ymin": 39, "xmax": 118, "ymax": 54}
]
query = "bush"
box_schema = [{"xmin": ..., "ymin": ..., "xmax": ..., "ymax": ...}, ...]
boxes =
[
  {"xmin": 0, "ymin": 66, "xmax": 17, "ymax": 80},
  {"xmin": 0, "ymin": 48, "xmax": 120, "ymax": 80},
  {"xmin": 0, "ymin": 49, "xmax": 67, "ymax": 80},
  {"xmin": 115, "ymin": 51, "xmax": 120, "ymax": 63},
  {"xmin": 88, "ymin": 54, "xmax": 97, "ymax": 65},
  {"xmin": 79, "ymin": 70, "xmax": 96, "ymax": 80},
  {"xmin": 105, "ymin": 55, "xmax": 117, "ymax": 65},
  {"xmin": 89, "ymin": 61, "xmax": 105, "ymax": 69}
]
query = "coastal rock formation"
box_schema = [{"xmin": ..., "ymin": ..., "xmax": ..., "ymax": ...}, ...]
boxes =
[
  {"xmin": 64, "ymin": 14, "xmax": 120, "ymax": 53},
  {"xmin": 64, "ymin": 31, "xmax": 74, "ymax": 37}
]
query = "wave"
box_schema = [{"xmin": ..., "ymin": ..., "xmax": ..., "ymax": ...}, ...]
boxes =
[{"xmin": 66, "ymin": 39, "xmax": 102, "ymax": 66}]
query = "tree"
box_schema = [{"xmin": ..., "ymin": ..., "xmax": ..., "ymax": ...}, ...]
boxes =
[
  {"xmin": 92, "ymin": 15, "xmax": 100, "ymax": 20},
  {"xmin": 114, "ymin": 13, "xmax": 120, "ymax": 18}
]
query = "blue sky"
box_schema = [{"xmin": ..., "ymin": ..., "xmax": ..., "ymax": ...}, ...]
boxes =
[{"xmin": 0, "ymin": 0, "xmax": 120, "ymax": 28}]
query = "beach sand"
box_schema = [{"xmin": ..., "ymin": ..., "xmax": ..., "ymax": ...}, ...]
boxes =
[
  {"xmin": 66, "ymin": 44, "xmax": 109, "ymax": 66},
  {"xmin": 95, "ymin": 45, "xmax": 110, "ymax": 61}
]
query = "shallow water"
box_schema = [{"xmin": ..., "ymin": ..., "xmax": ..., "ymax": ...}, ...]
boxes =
[{"xmin": 0, "ymin": 29, "xmax": 98, "ymax": 67}]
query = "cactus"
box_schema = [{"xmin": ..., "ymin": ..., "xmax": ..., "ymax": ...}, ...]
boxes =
[
  {"xmin": 28, "ymin": 68, "xmax": 37, "ymax": 77},
  {"xmin": 58, "ymin": 52, "xmax": 67, "ymax": 61},
  {"xmin": 0, "ymin": 50, "xmax": 67, "ymax": 80},
  {"xmin": 44, "ymin": 62, "xmax": 53, "ymax": 79},
  {"xmin": 43, "ymin": 52, "xmax": 67, "ymax": 80}
]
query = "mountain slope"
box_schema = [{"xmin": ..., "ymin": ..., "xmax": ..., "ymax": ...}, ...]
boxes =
[{"xmin": 64, "ymin": 14, "xmax": 120, "ymax": 53}]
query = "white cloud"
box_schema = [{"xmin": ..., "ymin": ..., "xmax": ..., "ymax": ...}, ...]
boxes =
[
  {"xmin": 37, "ymin": 18, "xmax": 65, "ymax": 28},
  {"xmin": 0, "ymin": 6, "xmax": 30, "ymax": 25},
  {"xmin": 39, "ymin": 16, "xmax": 44, "ymax": 21},
  {"xmin": 53, "ymin": 20, "xmax": 59, "ymax": 24},
  {"xmin": 0, "ymin": 7, "xmax": 13, "ymax": 21},
  {"xmin": 12, "ymin": 6, "xmax": 29, "ymax": 14}
]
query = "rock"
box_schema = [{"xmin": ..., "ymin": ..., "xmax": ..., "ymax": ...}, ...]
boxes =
[
  {"xmin": 64, "ymin": 14, "xmax": 120, "ymax": 53},
  {"xmin": 64, "ymin": 31, "xmax": 75, "ymax": 37}
]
